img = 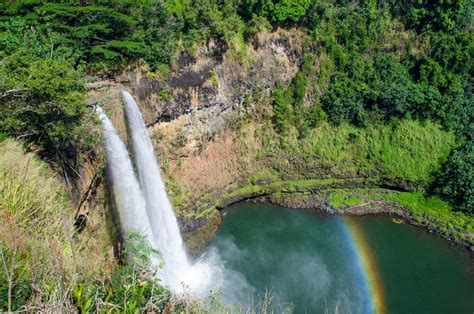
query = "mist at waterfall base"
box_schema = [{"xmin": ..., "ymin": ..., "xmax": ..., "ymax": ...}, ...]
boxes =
[
  {"xmin": 96, "ymin": 96, "xmax": 360, "ymax": 311},
  {"xmin": 96, "ymin": 93, "xmax": 253, "ymax": 305}
]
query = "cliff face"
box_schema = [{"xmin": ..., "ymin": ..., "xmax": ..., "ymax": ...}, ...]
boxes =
[
  {"xmin": 72, "ymin": 27, "xmax": 472, "ymax": 255},
  {"xmin": 78, "ymin": 28, "xmax": 305, "ymax": 253}
]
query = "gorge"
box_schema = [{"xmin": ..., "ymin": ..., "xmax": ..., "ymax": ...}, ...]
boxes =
[
  {"xmin": 1, "ymin": 1, "xmax": 473, "ymax": 312},
  {"xmin": 98, "ymin": 91, "xmax": 473, "ymax": 313}
]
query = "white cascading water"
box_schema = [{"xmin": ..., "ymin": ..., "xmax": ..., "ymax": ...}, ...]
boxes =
[
  {"xmin": 95, "ymin": 106, "xmax": 157, "ymax": 252},
  {"xmin": 98, "ymin": 93, "xmax": 253, "ymax": 303},
  {"xmin": 122, "ymin": 91, "xmax": 195, "ymax": 291}
]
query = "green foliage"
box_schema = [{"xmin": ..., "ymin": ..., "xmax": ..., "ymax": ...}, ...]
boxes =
[
  {"xmin": 271, "ymin": 0, "xmax": 311, "ymax": 24},
  {"xmin": 0, "ymin": 0, "xmax": 249, "ymax": 71},
  {"xmin": 388, "ymin": 191, "xmax": 473, "ymax": 240},
  {"xmin": 322, "ymin": 72, "xmax": 367, "ymax": 126},
  {"xmin": 159, "ymin": 89, "xmax": 172, "ymax": 101},
  {"xmin": 0, "ymin": 55, "xmax": 86, "ymax": 158},
  {"xmin": 370, "ymin": 55, "xmax": 420, "ymax": 120},
  {"xmin": 71, "ymin": 232, "xmax": 172, "ymax": 313},
  {"xmin": 329, "ymin": 192, "xmax": 362, "ymax": 208},
  {"xmin": 292, "ymin": 72, "xmax": 307, "ymax": 107},
  {"xmin": 391, "ymin": 0, "xmax": 472, "ymax": 33},
  {"xmin": 131, "ymin": 0, "xmax": 180, "ymax": 69},
  {"xmin": 0, "ymin": 2, "xmax": 140, "ymax": 70},
  {"xmin": 0, "ymin": 245, "xmax": 32, "ymax": 312},
  {"xmin": 296, "ymin": 1, "xmax": 472, "ymax": 136},
  {"xmin": 0, "ymin": 133, "xmax": 8, "ymax": 143},
  {"xmin": 362, "ymin": 121, "xmax": 455, "ymax": 183},
  {"xmin": 124, "ymin": 232, "xmax": 162, "ymax": 272},
  {"xmin": 272, "ymin": 87, "xmax": 292, "ymax": 133},
  {"xmin": 210, "ymin": 68, "xmax": 219, "ymax": 86},
  {"xmin": 246, "ymin": 13, "xmax": 271, "ymax": 38},
  {"xmin": 435, "ymin": 141, "xmax": 474, "ymax": 214},
  {"xmin": 263, "ymin": 120, "xmax": 455, "ymax": 185},
  {"xmin": 0, "ymin": 9, "xmax": 98, "ymax": 160},
  {"xmin": 430, "ymin": 32, "xmax": 474, "ymax": 75},
  {"xmin": 306, "ymin": 105, "xmax": 327, "ymax": 128},
  {"xmin": 165, "ymin": 177, "xmax": 188, "ymax": 213}
]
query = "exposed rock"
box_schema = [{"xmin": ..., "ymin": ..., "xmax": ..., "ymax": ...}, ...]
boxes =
[
  {"xmin": 80, "ymin": 27, "xmax": 469, "ymax": 257},
  {"xmin": 182, "ymin": 211, "xmax": 221, "ymax": 257}
]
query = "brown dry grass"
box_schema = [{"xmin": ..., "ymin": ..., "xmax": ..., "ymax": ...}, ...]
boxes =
[{"xmin": 0, "ymin": 139, "xmax": 114, "ymax": 311}]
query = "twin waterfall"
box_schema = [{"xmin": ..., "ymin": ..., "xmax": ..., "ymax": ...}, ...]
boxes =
[
  {"xmin": 122, "ymin": 92, "xmax": 190, "ymax": 287},
  {"xmin": 95, "ymin": 106, "xmax": 156, "ymax": 249},
  {"xmin": 96, "ymin": 92, "xmax": 213, "ymax": 294}
]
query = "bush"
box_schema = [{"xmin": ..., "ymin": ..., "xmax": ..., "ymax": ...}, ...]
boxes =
[
  {"xmin": 246, "ymin": 13, "xmax": 271, "ymax": 38},
  {"xmin": 435, "ymin": 141, "xmax": 474, "ymax": 214},
  {"xmin": 272, "ymin": 87, "xmax": 292, "ymax": 133},
  {"xmin": 271, "ymin": 0, "xmax": 311, "ymax": 24}
]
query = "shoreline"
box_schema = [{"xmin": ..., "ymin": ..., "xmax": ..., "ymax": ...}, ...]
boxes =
[
  {"xmin": 184, "ymin": 181, "xmax": 474, "ymax": 255},
  {"xmin": 259, "ymin": 195, "xmax": 473, "ymax": 251}
]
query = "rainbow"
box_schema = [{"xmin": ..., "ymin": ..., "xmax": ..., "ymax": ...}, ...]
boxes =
[{"xmin": 339, "ymin": 217, "xmax": 387, "ymax": 314}]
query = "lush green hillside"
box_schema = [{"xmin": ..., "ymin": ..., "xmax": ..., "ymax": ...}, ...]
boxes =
[{"xmin": 1, "ymin": 0, "xmax": 472, "ymax": 213}]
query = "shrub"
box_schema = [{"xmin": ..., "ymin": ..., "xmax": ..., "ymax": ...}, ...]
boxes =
[
  {"xmin": 272, "ymin": 87, "xmax": 292, "ymax": 133},
  {"xmin": 435, "ymin": 140, "xmax": 474, "ymax": 214},
  {"xmin": 271, "ymin": 0, "xmax": 311, "ymax": 24}
]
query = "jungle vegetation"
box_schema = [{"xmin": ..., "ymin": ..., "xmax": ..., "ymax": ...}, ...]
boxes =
[{"xmin": 1, "ymin": 0, "xmax": 471, "ymax": 213}]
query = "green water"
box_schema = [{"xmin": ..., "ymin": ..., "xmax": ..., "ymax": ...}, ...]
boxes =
[{"xmin": 207, "ymin": 203, "xmax": 474, "ymax": 313}]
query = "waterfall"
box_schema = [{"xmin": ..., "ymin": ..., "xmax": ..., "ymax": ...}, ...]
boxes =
[
  {"xmin": 95, "ymin": 106, "xmax": 157, "ymax": 251},
  {"xmin": 122, "ymin": 91, "xmax": 191, "ymax": 291},
  {"xmin": 97, "ymin": 94, "xmax": 253, "ymax": 301}
]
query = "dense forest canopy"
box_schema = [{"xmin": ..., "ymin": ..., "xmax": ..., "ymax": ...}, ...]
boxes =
[{"xmin": 0, "ymin": 0, "xmax": 472, "ymax": 213}]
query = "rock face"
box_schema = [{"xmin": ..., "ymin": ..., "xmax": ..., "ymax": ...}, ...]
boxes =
[
  {"xmin": 73, "ymin": 28, "xmax": 473, "ymax": 257},
  {"xmin": 78, "ymin": 28, "xmax": 474, "ymax": 255},
  {"xmin": 80, "ymin": 28, "xmax": 306, "ymax": 252}
]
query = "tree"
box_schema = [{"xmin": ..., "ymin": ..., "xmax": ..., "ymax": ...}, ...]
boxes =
[
  {"xmin": 371, "ymin": 55, "xmax": 421, "ymax": 120},
  {"xmin": 435, "ymin": 141, "xmax": 474, "ymax": 214},
  {"xmin": 0, "ymin": 55, "xmax": 86, "ymax": 159},
  {"xmin": 391, "ymin": 0, "xmax": 472, "ymax": 33},
  {"xmin": 271, "ymin": 0, "xmax": 311, "ymax": 24},
  {"xmin": 322, "ymin": 73, "xmax": 367, "ymax": 126}
]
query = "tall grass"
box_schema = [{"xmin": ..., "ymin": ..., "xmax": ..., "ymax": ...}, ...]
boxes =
[
  {"xmin": 264, "ymin": 119, "xmax": 455, "ymax": 185},
  {"xmin": 0, "ymin": 139, "xmax": 73, "ymax": 311},
  {"xmin": 0, "ymin": 139, "xmax": 69, "ymax": 243},
  {"xmin": 0, "ymin": 139, "xmax": 113, "ymax": 311}
]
